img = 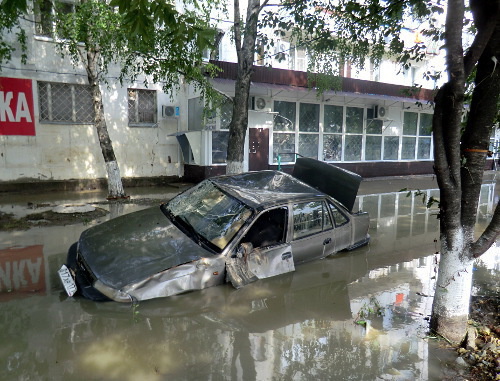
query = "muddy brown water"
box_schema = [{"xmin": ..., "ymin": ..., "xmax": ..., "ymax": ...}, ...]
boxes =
[{"xmin": 0, "ymin": 177, "xmax": 498, "ymax": 380}]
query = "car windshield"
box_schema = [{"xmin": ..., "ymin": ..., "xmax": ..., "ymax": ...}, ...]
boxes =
[{"xmin": 165, "ymin": 180, "xmax": 252, "ymax": 252}]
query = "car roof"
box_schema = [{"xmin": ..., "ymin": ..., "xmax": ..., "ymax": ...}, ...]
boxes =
[{"xmin": 210, "ymin": 170, "xmax": 326, "ymax": 210}]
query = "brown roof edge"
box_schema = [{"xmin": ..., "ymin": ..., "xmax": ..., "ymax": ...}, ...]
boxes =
[{"xmin": 210, "ymin": 60, "xmax": 436, "ymax": 102}]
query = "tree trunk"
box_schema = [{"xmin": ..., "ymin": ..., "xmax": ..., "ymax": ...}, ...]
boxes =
[
  {"xmin": 226, "ymin": 0, "xmax": 263, "ymax": 174},
  {"xmin": 86, "ymin": 50, "xmax": 126, "ymax": 199},
  {"xmin": 430, "ymin": 236, "xmax": 475, "ymax": 343},
  {"xmin": 430, "ymin": 0, "xmax": 500, "ymax": 344}
]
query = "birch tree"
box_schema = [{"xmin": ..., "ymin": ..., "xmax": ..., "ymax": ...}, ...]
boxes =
[
  {"xmin": 266, "ymin": 0, "xmax": 500, "ymax": 344},
  {"xmin": 225, "ymin": 0, "xmax": 268, "ymax": 174},
  {"xmin": 48, "ymin": 0, "xmax": 217, "ymax": 198}
]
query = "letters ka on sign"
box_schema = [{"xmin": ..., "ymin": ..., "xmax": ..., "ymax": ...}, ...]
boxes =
[{"xmin": 0, "ymin": 77, "xmax": 35, "ymax": 136}]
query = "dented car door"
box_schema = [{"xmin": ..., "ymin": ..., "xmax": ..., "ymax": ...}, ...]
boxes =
[
  {"xmin": 226, "ymin": 206, "xmax": 295, "ymax": 288},
  {"xmin": 226, "ymin": 244, "xmax": 295, "ymax": 288}
]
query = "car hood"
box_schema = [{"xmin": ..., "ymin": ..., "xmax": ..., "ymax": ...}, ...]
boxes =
[{"xmin": 78, "ymin": 206, "xmax": 214, "ymax": 289}]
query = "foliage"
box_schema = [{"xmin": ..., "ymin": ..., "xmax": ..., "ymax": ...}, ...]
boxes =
[
  {"xmin": 354, "ymin": 296, "xmax": 384, "ymax": 327},
  {"xmin": 0, "ymin": 0, "xmax": 27, "ymax": 67},
  {"xmin": 111, "ymin": 0, "xmax": 221, "ymax": 97},
  {"xmin": 54, "ymin": 1, "xmax": 128, "ymax": 80},
  {"xmin": 260, "ymin": 0, "xmax": 443, "ymax": 79},
  {"xmin": 400, "ymin": 188, "xmax": 440, "ymax": 210},
  {"xmin": 49, "ymin": 0, "xmax": 220, "ymax": 99}
]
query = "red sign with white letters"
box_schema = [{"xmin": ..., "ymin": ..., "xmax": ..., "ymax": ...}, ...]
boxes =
[{"xmin": 0, "ymin": 77, "xmax": 35, "ymax": 136}]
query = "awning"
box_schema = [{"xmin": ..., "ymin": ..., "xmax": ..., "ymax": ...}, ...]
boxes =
[
  {"xmin": 169, "ymin": 131, "xmax": 203, "ymax": 165},
  {"xmin": 210, "ymin": 77, "xmax": 431, "ymax": 107}
]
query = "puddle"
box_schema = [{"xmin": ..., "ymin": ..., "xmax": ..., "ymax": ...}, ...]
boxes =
[{"xmin": 0, "ymin": 179, "xmax": 498, "ymax": 380}]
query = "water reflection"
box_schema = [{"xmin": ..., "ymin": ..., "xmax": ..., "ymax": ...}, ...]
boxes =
[{"xmin": 0, "ymin": 182, "xmax": 498, "ymax": 380}]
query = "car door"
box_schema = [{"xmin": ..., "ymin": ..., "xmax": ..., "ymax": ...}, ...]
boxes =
[
  {"xmin": 327, "ymin": 200, "xmax": 352, "ymax": 251},
  {"xmin": 226, "ymin": 207, "xmax": 295, "ymax": 288},
  {"xmin": 290, "ymin": 199, "xmax": 335, "ymax": 264}
]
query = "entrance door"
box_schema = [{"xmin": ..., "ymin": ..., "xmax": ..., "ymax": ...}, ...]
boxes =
[{"xmin": 248, "ymin": 128, "xmax": 269, "ymax": 171}]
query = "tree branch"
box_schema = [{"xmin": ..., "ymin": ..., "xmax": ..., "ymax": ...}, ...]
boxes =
[
  {"xmin": 463, "ymin": 0, "xmax": 500, "ymax": 78},
  {"xmin": 258, "ymin": 0, "xmax": 270, "ymax": 14},
  {"xmin": 234, "ymin": 0, "xmax": 242, "ymax": 61},
  {"xmin": 472, "ymin": 201, "xmax": 500, "ymax": 257}
]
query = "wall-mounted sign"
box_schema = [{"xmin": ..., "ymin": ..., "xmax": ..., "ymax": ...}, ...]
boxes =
[{"xmin": 0, "ymin": 77, "xmax": 35, "ymax": 136}]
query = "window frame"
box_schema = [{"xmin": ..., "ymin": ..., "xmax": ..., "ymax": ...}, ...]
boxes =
[
  {"xmin": 38, "ymin": 81, "xmax": 94, "ymax": 124},
  {"xmin": 292, "ymin": 199, "xmax": 333, "ymax": 240},
  {"xmin": 209, "ymin": 98, "xmax": 232, "ymax": 165},
  {"xmin": 127, "ymin": 88, "xmax": 158, "ymax": 127},
  {"xmin": 402, "ymin": 111, "xmax": 433, "ymax": 161},
  {"xmin": 327, "ymin": 200, "xmax": 350, "ymax": 228},
  {"xmin": 271, "ymin": 101, "xmax": 435, "ymax": 165},
  {"xmin": 34, "ymin": 0, "xmax": 78, "ymax": 39}
]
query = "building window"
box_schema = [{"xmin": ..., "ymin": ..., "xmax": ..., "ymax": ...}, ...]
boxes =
[
  {"xmin": 212, "ymin": 131, "xmax": 229, "ymax": 164},
  {"xmin": 344, "ymin": 107, "xmax": 364, "ymax": 161},
  {"xmin": 365, "ymin": 110, "xmax": 383, "ymax": 161},
  {"xmin": 210, "ymin": 98, "xmax": 232, "ymax": 164},
  {"xmin": 298, "ymin": 103, "xmax": 319, "ymax": 159},
  {"xmin": 34, "ymin": 0, "xmax": 77, "ymax": 38},
  {"xmin": 188, "ymin": 97, "xmax": 204, "ymax": 131},
  {"xmin": 366, "ymin": 135, "xmax": 382, "ymax": 160},
  {"xmin": 323, "ymin": 104, "xmax": 343, "ymax": 161},
  {"xmin": 273, "ymin": 101, "xmax": 296, "ymax": 163},
  {"xmin": 290, "ymin": 46, "xmax": 307, "ymax": 72},
  {"xmin": 128, "ymin": 89, "xmax": 157, "ymax": 126},
  {"xmin": 383, "ymin": 136, "xmax": 400, "ymax": 160},
  {"xmin": 271, "ymin": 101, "xmax": 434, "ymax": 165},
  {"xmin": 403, "ymin": 111, "xmax": 433, "ymax": 160},
  {"xmin": 220, "ymin": 98, "xmax": 232, "ymax": 129},
  {"xmin": 38, "ymin": 81, "xmax": 94, "ymax": 123}
]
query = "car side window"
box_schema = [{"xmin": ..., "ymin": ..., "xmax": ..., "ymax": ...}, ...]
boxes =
[
  {"xmin": 242, "ymin": 207, "xmax": 287, "ymax": 249},
  {"xmin": 328, "ymin": 201, "xmax": 349, "ymax": 227},
  {"xmin": 293, "ymin": 200, "xmax": 332, "ymax": 240}
]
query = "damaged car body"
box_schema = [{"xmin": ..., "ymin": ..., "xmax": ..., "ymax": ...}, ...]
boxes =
[{"xmin": 59, "ymin": 158, "xmax": 370, "ymax": 302}]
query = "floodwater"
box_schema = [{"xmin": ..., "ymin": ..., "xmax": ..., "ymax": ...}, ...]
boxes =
[{"xmin": 0, "ymin": 177, "xmax": 499, "ymax": 380}]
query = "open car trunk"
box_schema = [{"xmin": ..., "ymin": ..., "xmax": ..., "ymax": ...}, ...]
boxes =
[{"xmin": 292, "ymin": 158, "xmax": 362, "ymax": 212}]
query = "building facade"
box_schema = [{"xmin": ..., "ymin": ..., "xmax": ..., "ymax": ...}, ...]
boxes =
[{"xmin": 2, "ymin": 2, "xmax": 493, "ymax": 187}]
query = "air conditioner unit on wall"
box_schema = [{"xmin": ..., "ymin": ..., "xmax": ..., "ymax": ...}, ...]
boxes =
[
  {"xmin": 373, "ymin": 105, "xmax": 387, "ymax": 119},
  {"xmin": 251, "ymin": 97, "xmax": 272, "ymax": 112},
  {"xmin": 162, "ymin": 105, "xmax": 180, "ymax": 118}
]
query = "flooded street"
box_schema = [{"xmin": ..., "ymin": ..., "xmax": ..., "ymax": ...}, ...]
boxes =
[{"xmin": 1, "ymin": 176, "xmax": 498, "ymax": 380}]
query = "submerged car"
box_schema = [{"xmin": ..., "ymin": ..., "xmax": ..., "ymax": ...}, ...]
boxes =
[{"xmin": 58, "ymin": 158, "xmax": 370, "ymax": 302}]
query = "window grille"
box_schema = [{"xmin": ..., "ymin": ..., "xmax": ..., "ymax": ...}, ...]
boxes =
[
  {"xmin": 128, "ymin": 89, "xmax": 157, "ymax": 126},
  {"xmin": 383, "ymin": 136, "xmax": 400, "ymax": 160},
  {"xmin": 38, "ymin": 81, "xmax": 94, "ymax": 124},
  {"xmin": 220, "ymin": 99, "xmax": 233, "ymax": 129},
  {"xmin": 212, "ymin": 131, "xmax": 229, "ymax": 164}
]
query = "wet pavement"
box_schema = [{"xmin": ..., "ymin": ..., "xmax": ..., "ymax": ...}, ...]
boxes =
[{"xmin": 0, "ymin": 174, "xmax": 499, "ymax": 380}]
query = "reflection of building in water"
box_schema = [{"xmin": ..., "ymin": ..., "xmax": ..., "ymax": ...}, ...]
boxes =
[
  {"xmin": 346, "ymin": 254, "xmax": 436, "ymax": 381},
  {"xmin": 356, "ymin": 182, "xmax": 497, "ymax": 240}
]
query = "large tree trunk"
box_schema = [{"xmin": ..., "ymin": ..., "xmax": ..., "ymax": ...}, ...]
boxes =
[
  {"xmin": 430, "ymin": 0, "xmax": 500, "ymax": 344},
  {"xmin": 86, "ymin": 50, "xmax": 126, "ymax": 199},
  {"xmin": 226, "ymin": 0, "xmax": 264, "ymax": 174}
]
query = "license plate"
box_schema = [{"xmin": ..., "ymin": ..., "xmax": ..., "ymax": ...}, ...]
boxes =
[{"xmin": 58, "ymin": 265, "xmax": 77, "ymax": 297}]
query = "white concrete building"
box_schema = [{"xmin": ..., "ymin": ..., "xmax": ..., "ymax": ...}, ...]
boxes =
[{"xmin": 0, "ymin": 1, "xmax": 466, "ymax": 187}]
